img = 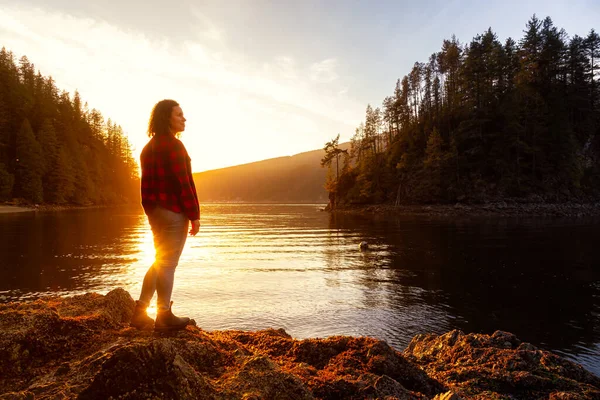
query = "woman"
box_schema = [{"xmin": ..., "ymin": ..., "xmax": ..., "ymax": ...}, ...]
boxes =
[{"xmin": 131, "ymin": 99, "xmax": 201, "ymax": 331}]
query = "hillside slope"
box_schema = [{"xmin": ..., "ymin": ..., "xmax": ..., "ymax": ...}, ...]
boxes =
[{"xmin": 193, "ymin": 143, "xmax": 350, "ymax": 203}]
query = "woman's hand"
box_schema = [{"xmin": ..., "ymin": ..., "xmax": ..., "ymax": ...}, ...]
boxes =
[{"xmin": 190, "ymin": 219, "xmax": 200, "ymax": 236}]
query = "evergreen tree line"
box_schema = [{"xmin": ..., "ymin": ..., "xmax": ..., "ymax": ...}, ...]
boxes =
[
  {"xmin": 0, "ymin": 48, "xmax": 139, "ymax": 205},
  {"xmin": 323, "ymin": 16, "xmax": 600, "ymax": 206}
]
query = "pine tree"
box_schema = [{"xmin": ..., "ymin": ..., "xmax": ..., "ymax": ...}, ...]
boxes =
[
  {"xmin": 46, "ymin": 147, "xmax": 75, "ymax": 204},
  {"xmin": 0, "ymin": 162, "xmax": 13, "ymax": 200},
  {"xmin": 321, "ymin": 134, "xmax": 349, "ymax": 207},
  {"xmin": 70, "ymin": 149, "xmax": 93, "ymax": 205},
  {"xmin": 0, "ymin": 48, "xmax": 21, "ymax": 168},
  {"xmin": 0, "ymin": 97, "xmax": 9, "ymax": 165},
  {"xmin": 36, "ymin": 119, "xmax": 60, "ymax": 201},
  {"xmin": 585, "ymin": 29, "xmax": 600, "ymax": 135},
  {"xmin": 422, "ymin": 128, "xmax": 445, "ymax": 200},
  {"xmin": 15, "ymin": 119, "xmax": 43, "ymax": 202},
  {"xmin": 36, "ymin": 119, "xmax": 56, "ymax": 175}
]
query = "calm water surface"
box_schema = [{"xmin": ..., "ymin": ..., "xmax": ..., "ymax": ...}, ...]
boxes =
[{"xmin": 0, "ymin": 204, "xmax": 599, "ymax": 376}]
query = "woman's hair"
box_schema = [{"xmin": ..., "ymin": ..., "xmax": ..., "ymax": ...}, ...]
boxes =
[{"xmin": 147, "ymin": 99, "xmax": 179, "ymax": 137}]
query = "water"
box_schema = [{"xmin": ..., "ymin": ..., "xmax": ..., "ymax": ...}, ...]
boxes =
[{"xmin": 0, "ymin": 204, "xmax": 598, "ymax": 376}]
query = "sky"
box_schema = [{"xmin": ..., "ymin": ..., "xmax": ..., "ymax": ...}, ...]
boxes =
[{"xmin": 0, "ymin": 0, "xmax": 599, "ymax": 172}]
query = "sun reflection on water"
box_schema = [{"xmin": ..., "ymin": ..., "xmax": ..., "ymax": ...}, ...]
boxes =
[
  {"xmin": 136, "ymin": 226, "xmax": 155, "ymax": 267},
  {"xmin": 0, "ymin": 204, "xmax": 599, "ymax": 376}
]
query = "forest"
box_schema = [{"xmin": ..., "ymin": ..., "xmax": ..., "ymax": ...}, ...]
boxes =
[
  {"xmin": 0, "ymin": 48, "xmax": 139, "ymax": 205},
  {"xmin": 322, "ymin": 16, "xmax": 600, "ymax": 206}
]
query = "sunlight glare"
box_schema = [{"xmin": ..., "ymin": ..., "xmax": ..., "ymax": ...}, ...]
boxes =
[
  {"xmin": 146, "ymin": 304, "xmax": 157, "ymax": 319},
  {"xmin": 137, "ymin": 227, "xmax": 156, "ymax": 266}
]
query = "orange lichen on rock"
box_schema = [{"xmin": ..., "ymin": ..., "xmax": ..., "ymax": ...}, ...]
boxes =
[
  {"xmin": 0, "ymin": 289, "xmax": 598, "ymax": 399},
  {"xmin": 404, "ymin": 330, "xmax": 600, "ymax": 399}
]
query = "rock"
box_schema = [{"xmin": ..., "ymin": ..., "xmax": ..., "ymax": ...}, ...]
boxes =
[
  {"xmin": 223, "ymin": 355, "xmax": 313, "ymax": 400},
  {"xmin": 404, "ymin": 329, "xmax": 600, "ymax": 399},
  {"xmin": 433, "ymin": 391, "xmax": 462, "ymax": 400},
  {"xmin": 0, "ymin": 392, "xmax": 35, "ymax": 400},
  {"xmin": 490, "ymin": 330, "xmax": 520, "ymax": 349},
  {"xmin": 517, "ymin": 342, "xmax": 537, "ymax": 351},
  {"xmin": 367, "ymin": 374, "xmax": 420, "ymax": 399},
  {"xmin": 332, "ymin": 202, "xmax": 600, "ymax": 217},
  {"xmin": 1, "ymin": 291, "xmax": 599, "ymax": 400}
]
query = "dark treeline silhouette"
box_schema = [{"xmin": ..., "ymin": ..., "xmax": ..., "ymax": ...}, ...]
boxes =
[
  {"xmin": 0, "ymin": 48, "xmax": 139, "ymax": 205},
  {"xmin": 323, "ymin": 16, "xmax": 600, "ymax": 206}
]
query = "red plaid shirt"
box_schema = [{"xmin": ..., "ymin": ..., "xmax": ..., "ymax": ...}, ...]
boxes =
[{"xmin": 140, "ymin": 134, "xmax": 200, "ymax": 221}]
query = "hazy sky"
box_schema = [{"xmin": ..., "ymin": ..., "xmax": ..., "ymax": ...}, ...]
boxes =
[{"xmin": 1, "ymin": 1, "xmax": 599, "ymax": 171}]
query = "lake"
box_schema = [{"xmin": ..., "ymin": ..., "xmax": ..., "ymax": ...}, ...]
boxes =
[{"xmin": 0, "ymin": 204, "xmax": 598, "ymax": 376}]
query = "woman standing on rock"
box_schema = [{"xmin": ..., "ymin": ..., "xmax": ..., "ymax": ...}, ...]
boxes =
[{"xmin": 131, "ymin": 99, "xmax": 200, "ymax": 331}]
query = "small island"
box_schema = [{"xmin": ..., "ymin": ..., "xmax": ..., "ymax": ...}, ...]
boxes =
[{"xmin": 0, "ymin": 289, "xmax": 598, "ymax": 399}]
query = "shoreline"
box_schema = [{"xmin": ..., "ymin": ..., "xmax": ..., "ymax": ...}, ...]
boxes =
[
  {"xmin": 0, "ymin": 203, "xmax": 131, "ymax": 215},
  {"xmin": 1, "ymin": 289, "xmax": 598, "ymax": 399},
  {"xmin": 3, "ymin": 202, "xmax": 600, "ymax": 217},
  {"xmin": 0, "ymin": 205, "xmax": 35, "ymax": 214},
  {"xmin": 330, "ymin": 201, "xmax": 600, "ymax": 218}
]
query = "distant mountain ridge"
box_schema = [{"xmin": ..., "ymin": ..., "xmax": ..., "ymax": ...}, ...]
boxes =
[{"xmin": 192, "ymin": 143, "xmax": 350, "ymax": 203}]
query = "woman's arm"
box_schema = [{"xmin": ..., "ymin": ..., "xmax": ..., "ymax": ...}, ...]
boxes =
[{"xmin": 168, "ymin": 139, "xmax": 200, "ymax": 222}]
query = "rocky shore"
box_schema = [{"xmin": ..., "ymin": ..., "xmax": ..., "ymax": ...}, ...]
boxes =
[
  {"xmin": 330, "ymin": 201, "xmax": 600, "ymax": 218},
  {"xmin": 1, "ymin": 289, "xmax": 598, "ymax": 400},
  {"xmin": 0, "ymin": 205, "xmax": 35, "ymax": 214},
  {"xmin": 0, "ymin": 203, "xmax": 122, "ymax": 215}
]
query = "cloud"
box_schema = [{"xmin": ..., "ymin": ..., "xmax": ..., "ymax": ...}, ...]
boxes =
[
  {"xmin": 189, "ymin": 7, "xmax": 226, "ymax": 44},
  {"xmin": 0, "ymin": 5, "xmax": 363, "ymax": 170},
  {"xmin": 310, "ymin": 58, "xmax": 339, "ymax": 83}
]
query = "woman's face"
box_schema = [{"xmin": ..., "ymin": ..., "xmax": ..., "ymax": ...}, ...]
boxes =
[{"xmin": 169, "ymin": 106, "xmax": 186, "ymax": 134}]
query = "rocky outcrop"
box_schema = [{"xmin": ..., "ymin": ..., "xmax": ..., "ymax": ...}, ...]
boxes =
[
  {"xmin": 333, "ymin": 202, "xmax": 600, "ymax": 218},
  {"xmin": 0, "ymin": 289, "xmax": 598, "ymax": 399},
  {"xmin": 405, "ymin": 330, "xmax": 600, "ymax": 399}
]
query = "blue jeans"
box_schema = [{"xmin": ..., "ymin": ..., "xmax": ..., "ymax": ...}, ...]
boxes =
[{"xmin": 138, "ymin": 206, "xmax": 189, "ymax": 311}]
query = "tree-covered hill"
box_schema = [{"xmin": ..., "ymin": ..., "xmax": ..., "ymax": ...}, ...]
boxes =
[
  {"xmin": 193, "ymin": 143, "xmax": 349, "ymax": 203},
  {"xmin": 323, "ymin": 16, "xmax": 600, "ymax": 207},
  {"xmin": 0, "ymin": 48, "xmax": 139, "ymax": 205}
]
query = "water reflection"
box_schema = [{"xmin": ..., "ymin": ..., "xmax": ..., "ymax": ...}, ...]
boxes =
[
  {"xmin": 0, "ymin": 205, "xmax": 598, "ymax": 376},
  {"xmin": 0, "ymin": 208, "xmax": 143, "ymax": 298},
  {"xmin": 328, "ymin": 212, "xmax": 600, "ymax": 375}
]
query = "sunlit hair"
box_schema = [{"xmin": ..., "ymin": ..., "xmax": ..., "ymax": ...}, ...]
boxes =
[{"xmin": 147, "ymin": 99, "xmax": 179, "ymax": 137}]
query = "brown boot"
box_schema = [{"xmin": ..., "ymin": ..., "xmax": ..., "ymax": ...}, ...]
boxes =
[
  {"xmin": 130, "ymin": 301, "xmax": 154, "ymax": 330},
  {"xmin": 154, "ymin": 302, "xmax": 190, "ymax": 332}
]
